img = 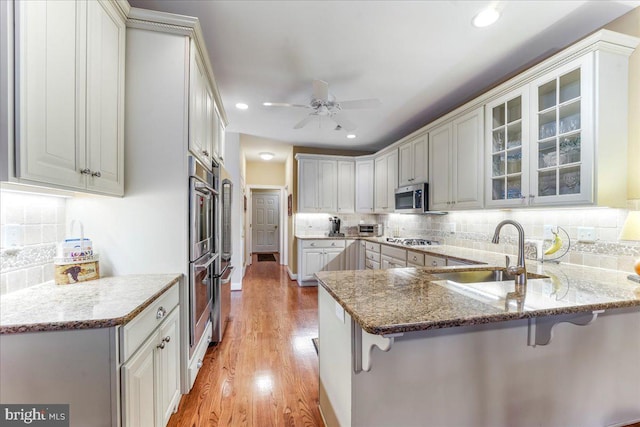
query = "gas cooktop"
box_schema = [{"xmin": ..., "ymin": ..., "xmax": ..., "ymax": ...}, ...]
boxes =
[{"xmin": 385, "ymin": 237, "xmax": 439, "ymax": 247}]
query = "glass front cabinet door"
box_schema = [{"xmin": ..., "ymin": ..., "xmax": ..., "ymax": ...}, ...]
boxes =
[
  {"xmin": 529, "ymin": 54, "xmax": 594, "ymax": 206},
  {"xmin": 485, "ymin": 87, "xmax": 529, "ymax": 208},
  {"xmin": 485, "ymin": 54, "xmax": 595, "ymax": 208}
]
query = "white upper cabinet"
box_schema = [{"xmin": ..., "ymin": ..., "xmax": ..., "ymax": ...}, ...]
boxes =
[
  {"xmin": 483, "ymin": 36, "xmax": 635, "ymax": 209},
  {"xmin": 374, "ymin": 149, "xmax": 398, "ymax": 213},
  {"xmin": 15, "ymin": 0, "xmax": 125, "ymax": 195},
  {"xmin": 398, "ymin": 132, "xmax": 428, "ymax": 186},
  {"xmin": 189, "ymin": 45, "xmax": 214, "ymax": 167},
  {"xmin": 485, "ymin": 87, "xmax": 530, "ymax": 208},
  {"xmin": 336, "ymin": 160, "xmax": 355, "ymax": 213},
  {"xmin": 355, "ymin": 158, "xmax": 374, "ymax": 213},
  {"xmin": 429, "ymin": 107, "xmax": 484, "ymax": 211},
  {"xmin": 297, "ymin": 155, "xmax": 339, "ymax": 213}
]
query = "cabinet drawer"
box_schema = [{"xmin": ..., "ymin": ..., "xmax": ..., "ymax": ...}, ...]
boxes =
[
  {"xmin": 120, "ymin": 283, "xmax": 179, "ymax": 362},
  {"xmin": 301, "ymin": 239, "xmax": 346, "ymax": 249},
  {"xmin": 407, "ymin": 250, "xmax": 425, "ymax": 266},
  {"xmin": 365, "ymin": 259, "xmax": 380, "ymax": 270},
  {"xmin": 381, "ymin": 245, "xmax": 406, "ymax": 260},
  {"xmin": 447, "ymin": 258, "xmax": 478, "ymax": 266},
  {"xmin": 365, "ymin": 250, "xmax": 381, "ymax": 263},
  {"xmin": 364, "ymin": 242, "xmax": 381, "ymax": 252},
  {"xmin": 381, "ymin": 255, "xmax": 407, "ymax": 268},
  {"xmin": 424, "ymin": 254, "xmax": 447, "ymax": 268}
]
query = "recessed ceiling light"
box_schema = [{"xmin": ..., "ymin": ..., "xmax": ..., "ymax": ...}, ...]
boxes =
[
  {"xmin": 346, "ymin": 134, "xmax": 356, "ymax": 139},
  {"xmin": 235, "ymin": 102, "xmax": 248, "ymax": 110},
  {"xmin": 472, "ymin": 7, "xmax": 500, "ymax": 28},
  {"xmin": 259, "ymin": 152, "xmax": 275, "ymax": 161},
  {"xmin": 262, "ymin": 102, "xmax": 273, "ymax": 106}
]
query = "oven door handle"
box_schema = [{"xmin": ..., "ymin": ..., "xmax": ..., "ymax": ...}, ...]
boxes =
[
  {"xmin": 194, "ymin": 255, "xmax": 216, "ymax": 271},
  {"xmin": 194, "ymin": 181, "xmax": 216, "ymax": 195}
]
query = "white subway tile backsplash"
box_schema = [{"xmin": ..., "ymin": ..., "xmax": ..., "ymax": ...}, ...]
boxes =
[{"xmin": 0, "ymin": 191, "xmax": 67, "ymax": 294}]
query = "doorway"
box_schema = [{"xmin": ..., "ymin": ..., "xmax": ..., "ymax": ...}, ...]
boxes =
[{"xmin": 251, "ymin": 190, "xmax": 280, "ymax": 254}]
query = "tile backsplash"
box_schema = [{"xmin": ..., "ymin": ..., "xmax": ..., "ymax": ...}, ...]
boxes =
[
  {"xmin": 0, "ymin": 191, "xmax": 67, "ymax": 295},
  {"xmin": 295, "ymin": 213, "xmax": 378, "ymax": 236}
]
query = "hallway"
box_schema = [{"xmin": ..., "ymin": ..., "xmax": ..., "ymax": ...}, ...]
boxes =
[{"xmin": 168, "ymin": 256, "xmax": 323, "ymax": 426}]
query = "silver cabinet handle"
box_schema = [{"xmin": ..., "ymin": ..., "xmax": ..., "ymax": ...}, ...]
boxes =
[
  {"xmin": 331, "ymin": 242, "xmax": 336, "ymax": 246},
  {"xmin": 163, "ymin": 336, "xmax": 171, "ymax": 343},
  {"xmin": 157, "ymin": 341, "xmax": 166, "ymax": 350},
  {"xmin": 412, "ymin": 256, "xmax": 418, "ymax": 261},
  {"xmin": 156, "ymin": 307, "xmax": 167, "ymax": 320},
  {"xmin": 80, "ymin": 168, "xmax": 91, "ymax": 175},
  {"xmin": 431, "ymin": 260, "xmax": 438, "ymax": 266},
  {"xmin": 310, "ymin": 242, "xmax": 315, "ymax": 246},
  {"xmin": 91, "ymin": 171, "xmax": 101, "ymax": 177},
  {"xmin": 529, "ymin": 194, "xmax": 536, "ymax": 198},
  {"xmin": 202, "ymin": 150, "xmax": 210, "ymax": 157}
]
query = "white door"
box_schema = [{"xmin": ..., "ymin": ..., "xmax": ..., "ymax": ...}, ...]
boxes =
[
  {"xmin": 429, "ymin": 123, "xmax": 453, "ymax": 210},
  {"xmin": 453, "ymin": 107, "xmax": 484, "ymax": 209},
  {"xmin": 336, "ymin": 160, "xmax": 355, "ymax": 213},
  {"xmin": 355, "ymin": 159, "xmax": 374, "ymax": 213},
  {"xmin": 252, "ymin": 192, "xmax": 279, "ymax": 253},
  {"xmin": 122, "ymin": 333, "xmax": 157, "ymax": 427}
]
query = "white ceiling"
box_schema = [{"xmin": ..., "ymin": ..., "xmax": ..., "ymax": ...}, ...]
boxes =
[{"xmin": 129, "ymin": 0, "xmax": 639, "ymax": 157}]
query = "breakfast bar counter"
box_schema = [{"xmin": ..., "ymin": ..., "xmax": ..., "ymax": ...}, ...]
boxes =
[{"xmin": 315, "ymin": 247, "xmax": 640, "ymax": 427}]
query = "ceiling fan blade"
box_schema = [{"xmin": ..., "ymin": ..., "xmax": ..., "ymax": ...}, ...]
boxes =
[
  {"xmin": 263, "ymin": 102, "xmax": 310, "ymax": 108},
  {"xmin": 339, "ymin": 98, "xmax": 381, "ymax": 109},
  {"xmin": 293, "ymin": 115, "xmax": 316, "ymax": 129},
  {"xmin": 330, "ymin": 113, "xmax": 356, "ymax": 132},
  {"xmin": 312, "ymin": 80, "xmax": 329, "ymax": 102}
]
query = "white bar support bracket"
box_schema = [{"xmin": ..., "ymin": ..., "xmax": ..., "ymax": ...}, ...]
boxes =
[
  {"xmin": 353, "ymin": 324, "xmax": 403, "ymax": 373},
  {"xmin": 528, "ymin": 310, "xmax": 605, "ymax": 347}
]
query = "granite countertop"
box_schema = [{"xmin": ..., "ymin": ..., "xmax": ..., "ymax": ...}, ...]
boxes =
[
  {"xmin": 315, "ymin": 245, "xmax": 640, "ymax": 335},
  {"xmin": 0, "ymin": 274, "xmax": 181, "ymax": 334},
  {"xmin": 296, "ymin": 234, "xmax": 360, "ymax": 240}
]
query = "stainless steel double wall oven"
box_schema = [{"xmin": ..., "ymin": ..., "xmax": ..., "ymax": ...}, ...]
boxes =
[{"xmin": 188, "ymin": 157, "xmax": 218, "ymax": 357}]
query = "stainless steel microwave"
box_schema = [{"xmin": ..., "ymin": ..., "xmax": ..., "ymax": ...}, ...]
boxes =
[{"xmin": 395, "ymin": 183, "xmax": 428, "ymax": 213}]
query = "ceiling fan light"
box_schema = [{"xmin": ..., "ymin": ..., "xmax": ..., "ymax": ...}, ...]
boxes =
[
  {"xmin": 346, "ymin": 134, "xmax": 356, "ymax": 139},
  {"xmin": 259, "ymin": 152, "xmax": 275, "ymax": 161},
  {"xmin": 472, "ymin": 8, "xmax": 500, "ymax": 28},
  {"xmin": 235, "ymin": 102, "xmax": 249, "ymax": 110}
]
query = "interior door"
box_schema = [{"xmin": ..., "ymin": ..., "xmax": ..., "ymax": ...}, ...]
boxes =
[{"xmin": 252, "ymin": 192, "xmax": 279, "ymax": 253}]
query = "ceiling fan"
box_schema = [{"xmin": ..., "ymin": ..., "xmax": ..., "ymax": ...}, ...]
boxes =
[{"xmin": 263, "ymin": 80, "xmax": 381, "ymax": 132}]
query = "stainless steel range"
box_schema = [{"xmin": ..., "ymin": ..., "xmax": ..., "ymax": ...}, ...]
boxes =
[{"xmin": 385, "ymin": 237, "xmax": 440, "ymax": 247}]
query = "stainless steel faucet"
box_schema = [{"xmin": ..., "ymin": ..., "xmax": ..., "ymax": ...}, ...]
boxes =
[{"xmin": 492, "ymin": 220, "xmax": 527, "ymax": 288}]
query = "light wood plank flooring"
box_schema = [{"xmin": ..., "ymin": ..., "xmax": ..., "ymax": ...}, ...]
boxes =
[{"xmin": 168, "ymin": 254, "xmax": 323, "ymax": 426}]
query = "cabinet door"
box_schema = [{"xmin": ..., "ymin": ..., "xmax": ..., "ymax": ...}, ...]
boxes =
[
  {"xmin": 344, "ymin": 240, "xmax": 357, "ymax": 270},
  {"xmin": 324, "ymin": 248, "xmax": 344, "ymax": 272},
  {"xmin": 189, "ymin": 48, "xmax": 208, "ymax": 165},
  {"xmin": 374, "ymin": 155, "xmax": 388, "ymax": 212},
  {"xmin": 485, "ymin": 88, "xmax": 529, "ymax": 208},
  {"xmin": 453, "ymin": 107, "xmax": 484, "ymax": 209},
  {"xmin": 411, "ymin": 134, "xmax": 429, "ymax": 184},
  {"xmin": 122, "ymin": 333, "xmax": 157, "ymax": 427},
  {"xmin": 85, "ymin": 0, "xmax": 125, "ymax": 195},
  {"xmin": 203, "ymin": 83, "xmax": 215, "ymax": 162},
  {"xmin": 398, "ymin": 142, "xmax": 413, "ymax": 186},
  {"xmin": 429, "ymin": 123, "xmax": 452, "ymax": 210},
  {"xmin": 336, "ymin": 160, "xmax": 355, "ymax": 213},
  {"xmin": 318, "ymin": 160, "xmax": 337, "ymax": 212},
  {"xmin": 385, "ymin": 150, "xmax": 398, "ymax": 212},
  {"xmin": 355, "ymin": 159, "xmax": 374, "ymax": 213},
  {"xmin": 298, "ymin": 159, "xmax": 319, "ymax": 212},
  {"xmin": 529, "ymin": 55, "xmax": 593, "ymax": 206},
  {"xmin": 215, "ymin": 105, "xmax": 225, "ymax": 163},
  {"xmin": 157, "ymin": 309, "xmax": 180, "ymax": 427},
  {"xmin": 424, "ymin": 254, "xmax": 447, "ymax": 268},
  {"xmin": 301, "ymin": 248, "xmax": 324, "ymax": 281},
  {"xmin": 15, "ymin": 0, "xmax": 86, "ymax": 189}
]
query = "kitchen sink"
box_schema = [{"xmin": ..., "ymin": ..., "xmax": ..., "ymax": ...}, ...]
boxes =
[{"xmin": 433, "ymin": 269, "xmax": 546, "ymax": 284}]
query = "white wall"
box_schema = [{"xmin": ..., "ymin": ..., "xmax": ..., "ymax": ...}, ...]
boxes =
[{"xmin": 223, "ymin": 132, "xmax": 244, "ymax": 290}]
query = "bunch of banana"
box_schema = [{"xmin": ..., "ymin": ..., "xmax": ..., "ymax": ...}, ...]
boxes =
[{"xmin": 544, "ymin": 230, "xmax": 563, "ymax": 256}]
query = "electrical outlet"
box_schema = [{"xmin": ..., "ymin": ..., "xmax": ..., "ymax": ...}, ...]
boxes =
[
  {"xmin": 543, "ymin": 225, "xmax": 554, "ymax": 240},
  {"xmin": 577, "ymin": 226, "xmax": 596, "ymax": 243},
  {"xmin": 446, "ymin": 223, "xmax": 456, "ymax": 233}
]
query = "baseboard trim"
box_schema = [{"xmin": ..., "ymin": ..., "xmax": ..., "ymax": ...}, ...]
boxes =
[
  {"xmin": 231, "ymin": 281, "xmax": 242, "ymax": 291},
  {"xmin": 286, "ymin": 266, "xmax": 297, "ymax": 280}
]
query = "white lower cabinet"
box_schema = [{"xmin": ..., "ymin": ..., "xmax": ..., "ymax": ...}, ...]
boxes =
[
  {"xmin": 122, "ymin": 307, "xmax": 180, "ymax": 427},
  {"xmin": 344, "ymin": 240, "xmax": 359, "ymax": 270},
  {"xmin": 121, "ymin": 284, "xmax": 181, "ymax": 427},
  {"xmin": 380, "ymin": 245, "xmax": 407, "ymax": 269},
  {"xmin": 298, "ymin": 240, "xmax": 346, "ymax": 285}
]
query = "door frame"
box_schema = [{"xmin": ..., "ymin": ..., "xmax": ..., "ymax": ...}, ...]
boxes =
[{"xmin": 246, "ymin": 185, "xmax": 287, "ymax": 267}]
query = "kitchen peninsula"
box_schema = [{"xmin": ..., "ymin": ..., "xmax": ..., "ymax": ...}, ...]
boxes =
[{"xmin": 316, "ymin": 245, "xmax": 640, "ymax": 427}]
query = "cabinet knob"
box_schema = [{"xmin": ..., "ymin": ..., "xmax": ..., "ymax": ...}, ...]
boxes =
[
  {"xmin": 156, "ymin": 307, "xmax": 167, "ymax": 320},
  {"xmin": 310, "ymin": 242, "xmax": 315, "ymax": 246},
  {"xmin": 163, "ymin": 336, "xmax": 171, "ymax": 343},
  {"xmin": 331, "ymin": 242, "xmax": 336, "ymax": 246},
  {"xmin": 156, "ymin": 341, "xmax": 166, "ymax": 350},
  {"xmin": 529, "ymin": 194, "xmax": 536, "ymax": 199},
  {"xmin": 413, "ymin": 256, "xmax": 418, "ymax": 261},
  {"xmin": 431, "ymin": 261, "xmax": 438, "ymax": 266},
  {"xmin": 91, "ymin": 171, "xmax": 101, "ymax": 178},
  {"xmin": 202, "ymin": 150, "xmax": 210, "ymax": 157},
  {"xmin": 80, "ymin": 168, "xmax": 91, "ymax": 175}
]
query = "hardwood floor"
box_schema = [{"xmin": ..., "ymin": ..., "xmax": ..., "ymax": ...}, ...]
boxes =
[{"xmin": 168, "ymin": 255, "xmax": 323, "ymax": 426}]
